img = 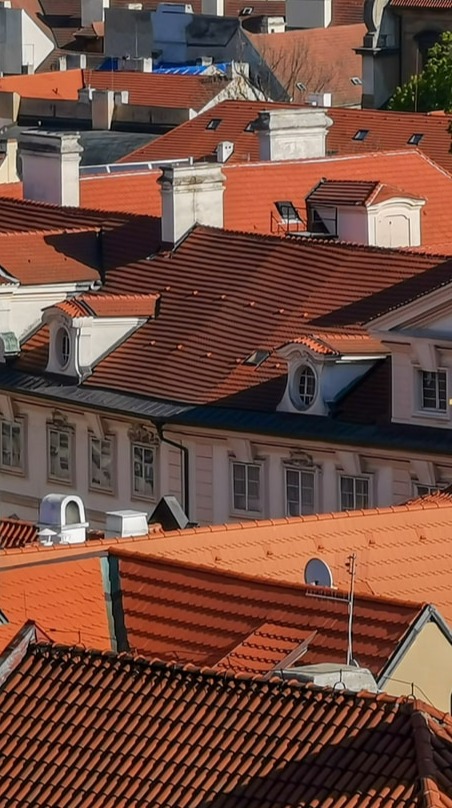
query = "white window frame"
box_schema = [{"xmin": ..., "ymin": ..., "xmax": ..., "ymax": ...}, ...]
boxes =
[
  {"xmin": 413, "ymin": 481, "xmax": 445, "ymax": 498},
  {"xmin": 131, "ymin": 441, "xmax": 156, "ymax": 500},
  {"xmin": 339, "ymin": 474, "xmax": 372, "ymax": 511},
  {"xmin": 0, "ymin": 418, "xmax": 25, "ymax": 474},
  {"xmin": 89, "ymin": 434, "xmax": 115, "ymax": 493},
  {"xmin": 285, "ymin": 466, "xmax": 317, "ymax": 516},
  {"xmin": 47, "ymin": 425, "xmax": 74, "ymax": 484},
  {"xmin": 231, "ymin": 461, "xmax": 262, "ymax": 515},
  {"xmin": 418, "ymin": 369, "xmax": 448, "ymax": 414},
  {"xmin": 290, "ymin": 362, "xmax": 318, "ymax": 411}
]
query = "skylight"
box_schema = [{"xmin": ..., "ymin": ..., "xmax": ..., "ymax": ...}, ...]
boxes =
[
  {"xmin": 275, "ymin": 201, "xmax": 301, "ymax": 223},
  {"xmin": 244, "ymin": 121, "xmax": 255, "ymax": 132},
  {"xmin": 408, "ymin": 133, "xmax": 424, "ymax": 145},
  {"xmin": 353, "ymin": 129, "xmax": 369, "ymax": 141},
  {"xmin": 244, "ymin": 349, "xmax": 270, "ymax": 367},
  {"xmin": 350, "ymin": 76, "xmax": 362, "ymax": 86},
  {"xmin": 206, "ymin": 118, "xmax": 221, "ymax": 130}
]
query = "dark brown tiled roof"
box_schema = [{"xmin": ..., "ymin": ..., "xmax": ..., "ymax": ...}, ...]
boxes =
[
  {"xmin": 0, "ymin": 518, "xmax": 37, "ymax": 549},
  {"xmin": 116, "ymin": 550, "xmax": 423, "ymax": 676},
  {"xmin": 0, "ymin": 229, "xmax": 100, "ymax": 285},
  {"xmin": 1, "ymin": 641, "xmax": 452, "ymax": 807},
  {"xmin": 83, "ymin": 70, "xmax": 231, "ymax": 110}
]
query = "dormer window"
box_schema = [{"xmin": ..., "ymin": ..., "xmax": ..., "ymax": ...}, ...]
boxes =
[
  {"xmin": 56, "ymin": 326, "xmax": 71, "ymax": 369},
  {"xmin": 206, "ymin": 118, "xmax": 221, "ymax": 130},
  {"xmin": 353, "ymin": 129, "xmax": 369, "ymax": 141},
  {"xmin": 297, "ymin": 365, "xmax": 316, "ymax": 409},
  {"xmin": 408, "ymin": 133, "xmax": 423, "ymax": 145},
  {"xmin": 420, "ymin": 370, "xmax": 447, "ymax": 412}
]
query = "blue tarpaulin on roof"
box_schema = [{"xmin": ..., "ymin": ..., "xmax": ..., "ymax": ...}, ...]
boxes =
[{"xmin": 97, "ymin": 58, "xmax": 230, "ymax": 74}]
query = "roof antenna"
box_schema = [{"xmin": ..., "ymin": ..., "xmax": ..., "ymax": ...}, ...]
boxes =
[{"xmin": 345, "ymin": 553, "xmax": 357, "ymax": 666}]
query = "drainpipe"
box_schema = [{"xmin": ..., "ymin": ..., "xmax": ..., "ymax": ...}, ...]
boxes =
[{"xmin": 155, "ymin": 423, "xmax": 190, "ymax": 519}]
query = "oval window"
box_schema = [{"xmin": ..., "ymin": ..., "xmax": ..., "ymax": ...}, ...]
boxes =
[
  {"xmin": 56, "ymin": 327, "xmax": 71, "ymax": 369},
  {"xmin": 298, "ymin": 365, "xmax": 316, "ymax": 409}
]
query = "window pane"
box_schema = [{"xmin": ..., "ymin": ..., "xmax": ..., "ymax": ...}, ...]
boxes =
[
  {"xmin": 233, "ymin": 463, "xmax": 246, "ymax": 510},
  {"xmin": 340, "ymin": 476, "xmax": 354, "ymax": 510},
  {"xmin": 132, "ymin": 444, "xmax": 154, "ymax": 497},
  {"xmin": 286, "ymin": 469, "xmax": 300, "ymax": 516},
  {"xmin": 300, "ymin": 471, "xmax": 315, "ymax": 515},
  {"xmin": 355, "ymin": 478, "xmax": 369, "ymax": 509},
  {"xmin": 1, "ymin": 421, "xmax": 22, "ymax": 469},
  {"xmin": 438, "ymin": 372, "xmax": 447, "ymax": 410},
  {"xmin": 247, "ymin": 466, "xmax": 260, "ymax": 511},
  {"xmin": 90, "ymin": 437, "xmax": 113, "ymax": 490}
]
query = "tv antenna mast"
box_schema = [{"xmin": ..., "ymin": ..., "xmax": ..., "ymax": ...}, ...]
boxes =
[{"xmin": 345, "ymin": 553, "xmax": 357, "ymax": 666}]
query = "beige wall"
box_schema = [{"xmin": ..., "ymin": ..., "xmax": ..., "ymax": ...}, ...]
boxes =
[{"xmin": 384, "ymin": 621, "xmax": 452, "ymax": 712}]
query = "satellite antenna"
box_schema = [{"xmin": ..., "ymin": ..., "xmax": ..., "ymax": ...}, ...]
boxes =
[{"xmin": 304, "ymin": 557, "xmax": 334, "ymax": 588}]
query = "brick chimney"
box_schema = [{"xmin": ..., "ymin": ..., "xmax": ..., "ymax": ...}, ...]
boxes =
[
  {"xmin": 255, "ymin": 107, "xmax": 333, "ymax": 162},
  {"xmin": 158, "ymin": 163, "xmax": 225, "ymax": 247},
  {"xmin": 19, "ymin": 131, "xmax": 82, "ymax": 207}
]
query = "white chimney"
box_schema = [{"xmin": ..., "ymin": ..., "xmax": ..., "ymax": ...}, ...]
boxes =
[
  {"xmin": 117, "ymin": 56, "xmax": 152, "ymax": 72},
  {"xmin": 38, "ymin": 494, "xmax": 88, "ymax": 545},
  {"xmin": 201, "ymin": 0, "xmax": 224, "ymax": 14},
  {"xmin": 255, "ymin": 107, "xmax": 333, "ymax": 162},
  {"xmin": 91, "ymin": 89, "xmax": 115, "ymax": 130},
  {"xmin": 59, "ymin": 53, "xmax": 87, "ymax": 71},
  {"xmin": 106, "ymin": 510, "xmax": 148, "ymax": 538},
  {"xmin": 19, "ymin": 131, "xmax": 83, "ymax": 207},
  {"xmin": 82, "ymin": 0, "xmax": 109, "ymax": 27},
  {"xmin": 216, "ymin": 140, "xmax": 234, "ymax": 163},
  {"xmin": 158, "ymin": 163, "xmax": 225, "ymax": 246}
]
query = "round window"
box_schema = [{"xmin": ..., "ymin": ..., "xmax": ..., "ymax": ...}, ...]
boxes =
[
  {"xmin": 56, "ymin": 327, "xmax": 71, "ymax": 369},
  {"xmin": 298, "ymin": 365, "xmax": 316, "ymax": 409}
]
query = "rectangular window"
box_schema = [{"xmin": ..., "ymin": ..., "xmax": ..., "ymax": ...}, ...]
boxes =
[
  {"xmin": 132, "ymin": 443, "xmax": 155, "ymax": 498},
  {"xmin": 48, "ymin": 427, "xmax": 73, "ymax": 483},
  {"xmin": 232, "ymin": 462, "xmax": 261, "ymax": 513},
  {"xmin": 1, "ymin": 420, "xmax": 24, "ymax": 472},
  {"xmin": 285, "ymin": 468, "xmax": 315, "ymax": 516},
  {"xmin": 414, "ymin": 482, "xmax": 444, "ymax": 497},
  {"xmin": 89, "ymin": 436, "xmax": 114, "ymax": 492},
  {"xmin": 420, "ymin": 370, "xmax": 447, "ymax": 411},
  {"xmin": 340, "ymin": 475, "xmax": 370, "ymax": 511}
]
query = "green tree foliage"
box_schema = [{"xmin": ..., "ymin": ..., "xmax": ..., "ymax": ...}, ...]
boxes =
[{"xmin": 389, "ymin": 31, "xmax": 452, "ymax": 112}]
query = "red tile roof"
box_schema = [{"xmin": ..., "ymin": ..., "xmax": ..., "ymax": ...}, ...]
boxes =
[
  {"xmin": 306, "ymin": 179, "xmax": 423, "ymax": 206},
  {"xmin": 246, "ymin": 24, "xmax": 365, "ymax": 106},
  {"xmin": 79, "ymin": 169, "xmax": 162, "ymax": 216},
  {"xmin": 0, "ymin": 229, "xmax": 101, "ymax": 285},
  {"xmin": 119, "ymin": 100, "xmax": 304, "ymax": 164},
  {"xmin": 115, "ymin": 550, "xmax": 423, "ymax": 677},
  {"xmin": 1, "ymin": 641, "xmax": 452, "ymax": 807},
  {"xmin": 0, "ymin": 518, "xmax": 37, "ymax": 549},
  {"xmin": 0, "ymin": 69, "xmax": 83, "ymax": 100},
  {"xmin": 390, "ymin": 0, "xmax": 452, "ymax": 6},
  {"xmin": 83, "ymin": 69, "xmax": 231, "ymax": 109},
  {"xmin": 52, "ymin": 292, "xmax": 160, "ymax": 318},
  {"xmin": 82, "ymin": 228, "xmax": 443, "ymax": 404},
  {"xmin": 0, "ymin": 182, "xmax": 23, "ymax": 200},
  {"xmin": 281, "ymin": 329, "xmax": 386, "ymax": 356},
  {"xmin": 328, "ymin": 107, "xmax": 452, "ymax": 174}
]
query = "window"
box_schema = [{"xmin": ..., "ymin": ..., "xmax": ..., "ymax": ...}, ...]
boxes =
[
  {"xmin": 408, "ymin": 133, "xmax": 423, "ymax": 145},
  {"xmin": 56, "ymin": 326, "xmax": 70, "ymax": 368},
  {"xmin": 285, "ymin": 468, "xmax": 315, "ymax": 516},
  {"xmin": 1, "ymin": 420, "xmax": 24, "ymax": 472},
  {"xmin": 353, "ymin": 129, "xmax": 369, "ymax": 141},
  {"xmin": 420, "ymin": 370, "xmax": 447, "ymax": 412},
  {"xmin": 340, "ymin": 475, "xmax": 370, "ymax": 511},
  {"xmin": 89, "ymin": 436, "xmax": 114, "ymax": 492},
  {"xmin": 244, "ymin": 349, "xmax": 270, "ymax": 367},
  {"xmin": 350, "ymin": 76, "xmax": 362, "ymax": 85},
  {"xmin": 206, "ymin": 118, "xmax": 221, "ymax": 130},
  {"xmin": 244, "ymin": 120, "xmax": 255, "ymax": 132},
  {"xmin": 132, "ymin": 443, "xmax": 155, "ymax": 498},
  {"xmin": 298, "ymin": 365, "xmax": 316, "ymax": 409},
  {"xmin": 232, "ymin": 462, "xmax": 261, "ymax": 512},
  {"xmin": 48, "ymin": 426, "xmax": 73, "ymax": 483},
  {"xmin": 275, "ymin": 200, "xmax": 301, "ymax": 224},
  {"xmin": 414, "ymin": 482, "xmax": 439, "ymax": 497}
]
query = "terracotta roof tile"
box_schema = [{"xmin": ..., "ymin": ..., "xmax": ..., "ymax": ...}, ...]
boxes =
[
  {"xmin": 0, "ymin": 69, "xmax": 83, "ymax": 100},
  {"xmin": 306, "ymin": 179, "xmax": 424, "ymax": 207},
  {"xmin": 332, "ymin": 0, "xmax": 364, "ymax": 24},
  {"xmin": 52, "ymin": 292, "xmax": 160, "ymax": 318},
  {"xmin": 83, "ymin": 228, "xmax": 442, "ymax": 404},
  {"xmin": 115, "ymin": 550, "xmax": 423, "ymax": 676},
  {"xmin": 246, "ymin": 24, "xmax": 365, "ymax": 106},
  {"xmin": 0, "ymin": 641, "xmax": 451, "ymax": 806},
  {"xmin": 83, "ymin": 70, "xmax": 231, "ymax": 110},
  {"xmin": 281, "ymin": 330, "xmax": 386, "ymax": 356},
  {"xmin": 0, "ymin": 229, "xmax": 101, "ymax": 285},
  {"xmin": 328, "ymin": 107, "xmax": 452, "ymax": 174},
  {"xmin": 0, "ymin": 518, "xmax": 37, "ymax": 549},
  {"xmin": 390, "ymin": 0, "xmax": 452, "ymax": 6},
  {"xmin": 79, "ymin": 169, "xmax": 162, "ymax": 216},
  {"xmin": 0, "ymin": 182, "xmax": 23, "ymax": 200}
]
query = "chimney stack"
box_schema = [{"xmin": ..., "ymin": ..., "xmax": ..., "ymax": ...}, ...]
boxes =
[
  {"xmin": 82, "ymin": 0, "xmax": 109, "ymax": 27},
  {"xmin": 201, "ymin": 0, "xmax": 224, "ymax": 14},
  {"xmin": 38, "ymin": 494, "xmax": 88, "ymax": 545},
  {"xmin": 255, "ymin": 107, "xmax": 332, "ymax": 162},
  {"xmin": 19, "ymin": 131, "xmax": 83, "ymax": 207},
  {"xmin": 158, "ymin": 163, "xmax": 225, "ymax": 247}
]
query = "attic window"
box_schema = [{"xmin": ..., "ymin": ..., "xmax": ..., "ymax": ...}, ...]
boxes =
[
  {"xmin": 206, "ymin": 118, "xmax": 221, "ymax": 130},
  {"xmin": 353, "ymin": 129, "xmax": 369, "ymax": 141},
  {"xmin": 275, "ymin": 201, "xmax": 301, "ymax": 223},
  {"xmin": 408, "ymin": 133, "xmax": 424, "ymax": 145},
  {"xmin": 241, "ymin": 6, "xmax": 254, "ymax": 14},
  {"xmin": 244, "ymin": 349, "xmax": 270, "ymax": 367},
  {"xmin": 350, "ymin": 76, "xmax": 362, "ymax": 85},
  {"xmin": 244, "ymin": 121, "xmax": 255, "ymax": 132}
]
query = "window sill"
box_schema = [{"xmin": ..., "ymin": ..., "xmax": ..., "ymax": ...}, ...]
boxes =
[
  {"xmin": 131, "ymin": 493, "xmax": 157, "ymax": 504},
  {"xmin": 0, "ymin": 465, "xmax": 25, "ymax": 478},
  {"xmin": 230, "ymin": 509, "xmax": 263, "ymax": 520},
  {"xmin": 47, "ymin": 476, "xmax": 74, "ymax": 487},
  {"xmin": 413, "ymin": 409, "xmax": 449, "ymax": 421}
]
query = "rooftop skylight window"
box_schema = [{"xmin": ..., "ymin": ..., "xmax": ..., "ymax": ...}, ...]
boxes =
[
  {"xmin": 408, "ymin": 133, "xmax": 424, "ymax": 145},
  {"xmin": 353, "ymin": 129, "xmax": 369, "ymax": 141},
  {"xmin": 350, "ymin": 76, "xmax": 362, "ymax": 85},
  {"xmin": 244, "ymin": 349, "xmax": 270, "ymax": 367},
  {"xmin": 244, "ymin": 121, "xmax": 255, "ymax": 132},
  {"xmin": 206, "ymin": 118, "xmax": 221, "ymax": 130},
  {"xmin": 275, "ymin": 201, "xmax": 301, "ymax": 223}
]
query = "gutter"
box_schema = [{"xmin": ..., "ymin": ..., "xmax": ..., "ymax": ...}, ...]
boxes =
[{"xmin": 155, "ymin": 422, "xmax": 190, "ymax": 519}]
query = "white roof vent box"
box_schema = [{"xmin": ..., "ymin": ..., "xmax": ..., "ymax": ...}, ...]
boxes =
[
  {"xmin": 106, "ymin": 510, "xmax": 148, "ymax": 538},
  {"xmin": 304, "ymin": 557, "xmax": 334, "ymax": 587},
  {"xmin": 38, "ymin": 493, "xmax": 88, "ymax": 546}
]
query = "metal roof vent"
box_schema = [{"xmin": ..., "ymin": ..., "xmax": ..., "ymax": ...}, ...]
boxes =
[
  {"xmin": 149, "ymin": 496, "xmax": 198, "ymax": 531},
  {"xmin": 105, "ymin": 510, "xmax": 148, "ymax": 538},
  {"xmin": 277, "ymin": 663, "xmax": 378, "ymax": 693},
  {"xmin": 304, "ymin": 558, "xmax": 333, "ymax": 587},
  {"xmin": 216, "ymin": 140, "xmax": 234, "ymax": 163},
  {"xmin": 38, "ymin": 494, "xmax": 87, "ymax": 545}
]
